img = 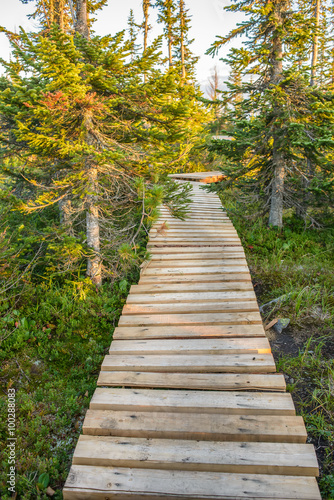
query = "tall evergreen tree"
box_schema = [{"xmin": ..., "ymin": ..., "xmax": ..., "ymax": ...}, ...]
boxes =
[
  {"xmin": 155, "ymin": 0, "xmax": 178, "ymax": 68},
  {"xmin": 207, "ymin": 0, "xmax": 334, "ymax": 227},
  {"xmin": 142, "ymin": 0, "xmax": 151, "ymax": 82},
  {"xmin": 0, "ymin": 20, "xmax": 203, "ymax": 284}
]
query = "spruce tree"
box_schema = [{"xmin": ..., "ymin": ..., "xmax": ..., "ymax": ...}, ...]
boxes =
[
  {"xmin": 207, "ymin": 0, "xmax": 334, "ymax": 227},
  {"xmin": 155, "ymin": 0, "xmax": 178, "ymax": 68},
  {"xmin": 0, "ymin": 14, "xmax": 204, "ymax": 284}
]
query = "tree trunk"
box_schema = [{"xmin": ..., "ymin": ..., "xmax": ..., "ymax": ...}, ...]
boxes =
[
  {"xmin": 75, "ymin": 0, "xmax": 89, "ymax": 39},
  {"xmin": 59, "ymin": 196, "xmax": 72, "ymax": 231},
  {"xmin": 179, "ymin": 0, "xmax": 186, "ymax": 80},
  {"xmin": 86, "ymin": 167, "xmax": 102, "ymax": 286},
  {"xmin": 54, "ymin": 0, "xmax": 64, "ymax": 30},
  {"xmin": 269, "ymin": 133, "xmax": 285, "ymax": 227},
  {"xmin": 75, "ymin": 0, "xmax": 102, "ymax": 285},
  {"xmin": 310, "ymin": 0, "xmax": 320, "ymax": 86},
  {"xmin": 268, "ymin": 0, "xmax": 286, "ymax": 227},
  {"xmin": 143, "ymin": 0, "xmax": 150, "ymax": 82},
  {"xmin": 168, "ymin": 35, "xmax": 173, "ymax": 68}
]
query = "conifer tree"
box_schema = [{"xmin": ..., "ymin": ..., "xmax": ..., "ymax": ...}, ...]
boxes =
[
  {"xmin": 0, "ymin": 14, "xmax": 203, "ymax": 284},
  {"xmin": 127, "ymin": 9, "xmax": 141, "ymax": 62},
  {"xmin": 155, "ymin": 0, "xmax": 178, "ymax": 68},
  {"xmin": 174, "ymin": 0, "xmax": 198, "ymax": 81},
  {"xmin": 207, "ymin": 0, "xmax": 334, "ymax": 227},
  {"xmin": 142, "ymin": 0, "xmax": 151, "ymax": 82}
]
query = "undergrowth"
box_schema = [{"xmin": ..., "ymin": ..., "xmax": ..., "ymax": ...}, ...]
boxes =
[{"xmin": 0, "ymin": 276, "xmax": 137, "ymax": 499}]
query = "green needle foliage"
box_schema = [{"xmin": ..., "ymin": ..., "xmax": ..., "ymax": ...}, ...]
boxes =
[
  {"xmin": 0, "ymin": 23, "xmax": 207, "ymax": 285},
  {"xmin": 207, "ymin": 0, "xmax": 334, "ymax": 227}
]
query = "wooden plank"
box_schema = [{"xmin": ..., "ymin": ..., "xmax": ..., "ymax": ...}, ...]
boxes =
[
  {"xmin": 108, "ymin": 338, "xmax": 270, "ymax": 355},
  {"xmin": 150, "ymin": 232, "xmax": 239, "ymax": 238},
  {"xmin": 138, "ymin": 274, "xmax": 251, "ymax": 284},
  {"xmin": 149, "ymin": 254, "xmax": 246, "ymax": 261},
  {"xmin": 90, "ymin": 388, "xmax": 297, "ymax": 415},
  {"xmin": 122, "ymin": 301, "xmax": 259, "ymax": 315},
  {"xmin": 118, "ymin": 311, "xmax": 262, "ymax": 326},
  {"xmin": 141, "ymin": 266, "xmax": 248, "ymax": 275},
  {"xmin": 83, "ymin": 410, "xmax": 306, "ymax": 442},
  {"xmin": 148, "ymin": 243, "xmax": 244, "ymax": 248},
  {"xmin": 113, "ymin": 324, "xmax": 266, "ymax": 340},
  {"xmin": 97, "ymin": 372, "xmax": 284, "ymax": 391},
  {"xmin": 148, "ymin": 246, "xmax": 243, "ymax": 254},
  {"xmin": 153, "ymin": 223, "xmax": 235, "ymax": 228},
  {"xmin": 101, "ymin": 353, "xmax": 276, "ymax": 373},
  {"xmin": 142, "ymin": 260, "xmax": 248, "ymax": 268},
  {"xmin": 130, "ymin": 282, "xmax": 254, "ymax": 294},
  {"xmin": 63, "ymin": 465, "xmax": 322, "ymax": 499},
  {"xmin": 126, "ymin": 289, "xmax": 256, "ymax": 303},
  {"xmin": 146, "ymin": 258, "xmax": 248, "ymax": 272},
  {"xmin": 72, "ymin": 436, "xmax": 318, "ymax": 476}
]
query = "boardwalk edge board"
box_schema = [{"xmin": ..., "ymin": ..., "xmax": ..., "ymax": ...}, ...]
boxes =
[{"xmin": 63, "ymin": 173, "xmax": 320, "ymax": 499}]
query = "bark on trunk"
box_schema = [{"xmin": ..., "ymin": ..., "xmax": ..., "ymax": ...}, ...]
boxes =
[
  {"xmin": 179, "ymin": 0, "xmax": 186, "ymax": 80},
  {"xmin": 268, "ymin": 133, "xmax": 285, "ymax": 227},
  {"xmin": 143, "ymin": 0, "xmax": 150, "ymax": 82},
  {"xmin": 59, "ymin": 196, "xmax": 72, "ymax": 231},
  {"xmin": 75, "ymin": 0, "xmax": 89, "ymax": 39},
  {"xmin": 86, "ymin": 167, "xmax": 102, "ymax": 286},
  {"xmin": 268, "ymin": 1, "xmax": 286, "ymax": 227},
  {"xmin": 54, "ymin": 0, "xmax": 64, "ymax": 30},
  {"xmin": 74, "ymin": 0, "xmax": 102, "ymax": 285},
  {"xmin": 310, "ymin": 0, "xmax": 320, "ymax": 86},
  {"xmin": 168, "ymin": 36, "xmax": 173, "ymax": 68}
]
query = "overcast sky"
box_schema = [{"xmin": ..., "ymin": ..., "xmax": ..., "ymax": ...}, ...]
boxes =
[{"xmin": 0, "ymin": 0, "xmax": 244, "ymax": 91}]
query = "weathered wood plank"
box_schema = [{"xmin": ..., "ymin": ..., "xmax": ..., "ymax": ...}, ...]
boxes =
[
  {"xmin": 108, "ymin": 338, "xmax": 270, "ymax": 355},
  {"xmin": 144, "ymin": 260, "xmax": 248, "ymax": 268},
  {"xmin": 90, "ymin": 388, "xmax": 296, "ymax": 415},
  {"xmin": 83, "ymin": 410, "xmax": 305, "ymax": 442},
  {"xmin": 130, "ymin": 282, "xmax": 254, "ymax": 294},
  {"xmin": 141, "ymin": 266, "xmax": 248, "ymax": 276},
  {"xmin": 126, "ymin": 291, "xmax": 256, "ymax": 303},
  {"xmin": 63, "ymin": 465, "xmax": 321, "ymax": 499},
  {"xmin": 149, "ymin": 253, "xmax": 246, "ymax": 261},
  {"xmin": 118, "ymin": 311, "xmax": 262, "ymax": 327},
  {"xmin": 148, "ymin": 246, "xmax": 244, "ymax": 254},
  {"xmin": 101, "ymin": 353, "xmax": 276, "ymax": 373},
  {"xmin": 138, "ymin": 274, "xmax": 251, "ymax": 284},
  {"xmin": 97, "ymin": 372, "xmax": 284, "ymax": 391},
  {"xmin": 113, "ymin": 324, "xmax": 266, "ymax": 340},
  {"xmin": 72, "ymin": 436, "xmax": 318, "ymax": 476},
  {"xmin": 122, "ymin": 301, "xmax": 259, "ymax": 316}
]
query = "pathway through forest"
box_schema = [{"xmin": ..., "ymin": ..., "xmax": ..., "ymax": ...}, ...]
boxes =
[{"xmin": 63, "ymin": 172, "xmax": 321, "ymax": 499}]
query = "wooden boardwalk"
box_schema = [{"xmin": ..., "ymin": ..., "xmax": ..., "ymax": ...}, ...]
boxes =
[{"xmin": 63, "ymin": 173, "xmax": 321, "ymax": 499}]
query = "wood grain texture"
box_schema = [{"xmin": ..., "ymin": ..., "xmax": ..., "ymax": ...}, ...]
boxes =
[
  {"xmin": 90, "ymin": 388, "xmax": 296, "ymax": 415},
  {"xmin": 72, "ymin": 436, "xmax": 319, "ymax": 476},
  {"xmin": 63, "ymin": 465, "xmax": 322, "ymax": 499},
  {"xmin": 108, "ymin": 338, "xmax": 270, "ymax": 355},
  {"xmin": 82, "ymin": 410, "xmax": 305, "ymax": 442},
  {"xmin": 113, "ymin": 324, "xmax": 266, "ymax": 340},
  {"xmin": 97, "ymin": 372, "xmax": 285, "ymax": 391}
]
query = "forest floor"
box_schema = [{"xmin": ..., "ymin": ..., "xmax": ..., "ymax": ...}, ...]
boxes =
[{"xmin": 1, "ymin": 187, "xmax": 333, "ymax": 499}]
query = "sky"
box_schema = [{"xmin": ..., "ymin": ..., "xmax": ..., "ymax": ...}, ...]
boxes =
[{"xmin": 0, "ymin": 0, "xmax": 244, "ymax": 93}]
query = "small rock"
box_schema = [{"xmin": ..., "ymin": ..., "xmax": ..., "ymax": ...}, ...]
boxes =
[
  {"xmin": 272, "ymin": 318, "xmax": 290, "ymax": 334},
  {"xmin": 290, "ymin": 378, "xmax": 295, "ymax": 384},
  {"xmin": 46, "ymin": 486, "xmax": 55, "ymax": 497}
]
